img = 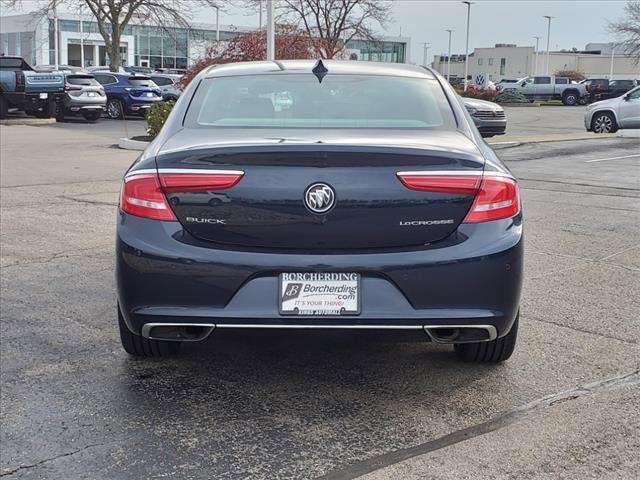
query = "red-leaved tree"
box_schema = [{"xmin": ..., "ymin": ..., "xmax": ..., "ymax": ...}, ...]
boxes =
[{"xmin": 180, "ymin": 26, "xmax": 316, "ymax": 88}]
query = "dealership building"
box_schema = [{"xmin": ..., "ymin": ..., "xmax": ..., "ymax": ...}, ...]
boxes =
[
  {"xmin": 0, "ymin": 13, "xmax": 410, "ymax": 69},
  {"xmin": 432, "ymin": 43, "xmax": 640, "ymax": 82}
]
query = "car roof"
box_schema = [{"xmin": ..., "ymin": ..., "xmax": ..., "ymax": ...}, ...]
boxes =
[{"xmin": 200, "ymin": 60, "xmax": 436, "ymax": 79}]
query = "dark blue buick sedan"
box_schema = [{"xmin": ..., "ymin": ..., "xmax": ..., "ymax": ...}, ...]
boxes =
[{"xmin": 116, "ymin": 60, "xmax": 523, "ymax": 362}]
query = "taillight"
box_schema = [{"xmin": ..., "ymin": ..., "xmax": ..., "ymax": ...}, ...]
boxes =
[
  {"xmin": 397, "ymin": 173, "xmax": 481, "ymax": 195},
  {"xmin": 463, "ymin": 175, "xmax": 520, "ymax": 223},
  {"xmin": 120, "ymin": 174, "xmax": 176, "ymax": 221},
  {"xmin": 64, "ymin": 85, "xmax": 82, "ymax": 91},
  {"xmin": 159, "ymin": 171, "xmax": 244, "ymax": 193}
]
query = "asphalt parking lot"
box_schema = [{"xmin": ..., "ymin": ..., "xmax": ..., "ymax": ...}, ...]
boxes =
[{"xmin": 1, "ymin": 116, "xmax": 639, "ymax": 479}]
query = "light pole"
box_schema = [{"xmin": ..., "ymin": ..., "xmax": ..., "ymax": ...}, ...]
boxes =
[
  {"xmin": 258, "ymin": 0, "xmax": 263, "ymax": 30},
  {"xmin": 462, "ymin": 1, "xmax": 473, "ymax": 91},
  {"xmin": 609, "ymin": 48, "xmax": 615, "ymax": 78},
  {"xmin": 422, "ymin": 42, "xmax": 431, "ymax": 66},
  {"xmin": 266, "ymin": 0, "xmax": 275, "ymax": 60},
  {"xmin": 79, "ymin": 4, "xmax": 84, "ymax": 68},
  {"xmin": 532, "ymin": 36, "xmax": 541, "ymax": 75},
  {"xmin": 215, "ymin": 6, "xmax": 220, "ymax": 42},
  {"xmin": 544, "ymin": 15, "xmax": 553, "ymax": 75},
  {"xmin": 445, "ymin": 29, "xmax": 453, "ymax": 81},
  {"xmin": 53, "ymin": 0, "xmax": 59, "ymax": 69}
]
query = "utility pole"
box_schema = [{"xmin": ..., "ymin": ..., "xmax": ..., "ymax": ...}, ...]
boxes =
[
  {"xmin": 462, "ymin": 1, "xmax": 473, "ymax": 91},
  {"xmin": 422, "ymin": 42, "xmax": 430, "ymax": 66},
  {"xmin": 266, "ymin": 0, "xmax": 275, "ymax": 60},
  {"xmin": 258, "ymin": 0, "xmax": 263, "ymax": 30},
  {"xmin": 446, "ymin": 29, "xmax": 453, "ymax": 81},
  {"xmin": 215, "ymin": 6, "xmax": 220, "ymax": 42},
  {"xmin": 79, "ymin": 4, "xmax": 84, "ymax": 68},
  {"xmin": 532, "ymin": 36, "xmax": 540, "ymax": 75},
  {"xmin": 53, "ymin": 0, "xmax": 59, "ymax": 69},
  {"xmin": 609, "ymin": 48, "xmax": 615, "ymax": 79},
  {"xmin": 544, "ymin": 15, "xmax": 553, "ymax": 75}
]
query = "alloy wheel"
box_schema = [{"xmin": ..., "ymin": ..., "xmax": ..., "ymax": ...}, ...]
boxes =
[
  {"xmin": 107, "ymin": 100, "xmax": 122, "ymax": 119},
  {"xmin": 593, "ymin": 115, "xmax": 613, "ymax": 133}
]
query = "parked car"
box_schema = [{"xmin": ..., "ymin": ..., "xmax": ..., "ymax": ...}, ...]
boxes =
[
  {"xmin": 462, "ymin": 97, "xmax": 506, "ymax": 137},
  {"xmin": 35, "ymin": 64, "xmax": 84, "ymax": 74},
  {"xmin": 125, "ymin": 66, "xmax": 154, "ymax": 75},
  {"xmin": 149, "ymin": 73, "xmax": 182, "ymax": 101},
  {"xmin": 57, "ymin": 73, "xmax": 106, "ymax": 121},
  {"xmin": 0, "ymin": 56, "xmax": 65, "ymax": 118},
  {"xmin": 92, "ymin": 72, "xmax": 162, "ymax": 119},
  {"xmin": 498, "ymin": 75, "xmax": 587, "ymax": 105},
  {"xmin": 116, "ymin": 60, "xmax": 523, "ymax": 363},
  {"xmin": 153, "ymin": 68, "xmax": 187, "ymax": 75},
  {"xmin": 585, "ymin": 85, "xmax": 640, "ymax": 133},
  {"xmin": 86, "ymin": 66, "xmax": 126, "ymax": 73},
  {"xmin": 588, "ymin": 79, "xmax": 639, "ymax": 102}
]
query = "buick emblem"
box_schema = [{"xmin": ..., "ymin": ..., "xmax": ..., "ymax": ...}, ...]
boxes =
[{"xmin": 304, "ymin": 183, "xmax": 336, "ymax": 214}]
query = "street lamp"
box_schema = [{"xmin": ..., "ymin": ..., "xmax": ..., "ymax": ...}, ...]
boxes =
[
  {"xmin": 445, "ymin": 29, "xmax": 454, "ymax": 81},
  {"xmin": 544, "ymin": 15, "xmax": 553, "ymax": 75},
  {"xmin": 422, "ymin": 42, "xmax": 431, "ymax": 66},
  {"xmin": 215, "ymin": 6, "xmax": 220, "ymax": 42},
  {"xmin": 266, "ymin": 0, "xmax": 275, "ymax": 60},
  {"xmin": 532, "ymin": 35, "xmax": 541, "ymax": 75},
  {"xmin": 462, "ymin": 1, "xmax": 473, "ymax": 91}
]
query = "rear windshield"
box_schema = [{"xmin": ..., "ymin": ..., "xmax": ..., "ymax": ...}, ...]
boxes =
[
  {"xmin": 128, "ymin": 76, "xmax": 157, "ymax": 87},
  {"xmin": 67, "ymin": 75, "xmax": 101, "ymax": 86},
  {"xmin": 185, "ymin": 74, "xmax": 455, "ymax": 129}
]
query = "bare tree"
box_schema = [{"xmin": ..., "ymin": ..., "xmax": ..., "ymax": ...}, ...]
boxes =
[
  {"xmin": 609, "ymin": 0, "xmax": 640, "ymax": 63},
  {"xmin": 2, "ymin": 0, "xmax": 224, "ymax": 71},
  {"xmin": 267, "ymin": 0, "xmax": 392, "ymax": 59}
]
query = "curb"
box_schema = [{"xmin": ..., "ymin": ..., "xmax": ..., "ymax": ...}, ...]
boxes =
[
  {"xmin": 118, "ymin": 137, "xmax": 149, "ymax": 151},
  {"xmin": 617, "ymin": 129, "xmax": 640, "ymax": 138},
  {"xmin": 0, "ymin": 117, "xmax": 57, "ymax": 126}
]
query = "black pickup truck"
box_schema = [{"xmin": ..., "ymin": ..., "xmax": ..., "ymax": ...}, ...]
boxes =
[
  {"xmin": 585, "ymin": 78, "xmax": 639, "ymax": 102},
  {"xmin": 0, "ymin": 56, "xmax": 65, "ymax": 118}
]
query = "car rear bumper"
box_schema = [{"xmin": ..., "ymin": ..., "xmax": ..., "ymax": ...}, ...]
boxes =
[{"xmin": 116, "ymin": 212, "xmax": 523, "ymax": 340}]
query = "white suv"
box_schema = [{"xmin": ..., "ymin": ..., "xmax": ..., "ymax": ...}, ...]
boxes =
[{"xmin": 585, "ymin": 86, "xmax": 640, "ymax": 133}]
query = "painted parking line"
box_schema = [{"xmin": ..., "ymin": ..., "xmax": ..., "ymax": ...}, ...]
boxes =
[{"xmin": 585, "ymin": 153, "xmax": 640, "ymax": 163}]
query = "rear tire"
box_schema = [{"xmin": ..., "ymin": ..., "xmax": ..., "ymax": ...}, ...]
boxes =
[
  {"xmin": 0, "ymin": 95, "xmax": 8, "ymax": 118},
  {"xmin": 82, "ymin": 110, "xmax": 101, "ymax": 122},
  {"xmin": 562, "ymin": 92, "xmax": 578, "ymax": 106},
  {"xmin": 107, "ymin": 99, "xmax": 124, "ymax": 119},
  {"xmin": 455, "ymin": 313, "xmax": 519, "ymax": 363},
  {"xmin": 118, "ymin": 305, "xmax": 181, "ymax": 357}
]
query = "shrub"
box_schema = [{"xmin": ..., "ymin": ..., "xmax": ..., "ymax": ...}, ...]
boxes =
[
  {"xmin": 146, "ymin": 100, "xmax": 175, "ymax": 138},
  {"xmin": 555, "ymin": 69, "xmax": 586, "ymax": 82},
  {"xmin": 456, "ymin": 86, "xmax": 499, "ymax": 102},
  {"xmin": 495, "ymin": 90, "xmax": 530, "ymax": 103}
]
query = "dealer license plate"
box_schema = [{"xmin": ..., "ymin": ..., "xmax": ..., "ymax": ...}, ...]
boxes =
[{"xmin": 279, "ymin": 273, "xmax": 360, "ymax": 316}]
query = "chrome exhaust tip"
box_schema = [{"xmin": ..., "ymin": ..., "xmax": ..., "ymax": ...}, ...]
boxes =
[
  {"xmin": 424, "ymin": 325, "xmax": 497, "ymax": 344},
  {"xmin": 141, "ymin": 323, "xmax": 216, "ymax": 342}
]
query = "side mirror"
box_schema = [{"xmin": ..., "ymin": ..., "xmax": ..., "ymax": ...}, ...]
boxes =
[
  {"xmin": 624, "ymin": 94, "xmax": 631, "ymax": 101},
  {"xmin": 521, "ymin": 82, "xmax": 526, "ymax": 87}
]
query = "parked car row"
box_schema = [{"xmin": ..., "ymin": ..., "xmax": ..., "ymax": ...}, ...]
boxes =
[{"xmin": 1, "ymin": 57, "xmax": 184, "ymax": 122}]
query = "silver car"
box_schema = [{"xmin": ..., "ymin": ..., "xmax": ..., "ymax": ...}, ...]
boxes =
[
  {"xmin": 585, "ymin": 85, "xmax": 640, "ymax": 133},
  {"xmin": 58, "ymin": 73, "xmax": 106, "ymax": 122},
  {"xmin": 462, "ymin": 97, "xmax": 507, "ymax": 137},
  {"xmin": 149, "ymin": 73, "xmax": 182, "ymax": 101}
]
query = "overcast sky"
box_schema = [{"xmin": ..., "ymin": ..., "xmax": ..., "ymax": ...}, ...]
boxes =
[{"xmin": 4, "ymin": 0, "xmax": 629, "ymax": 64}]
